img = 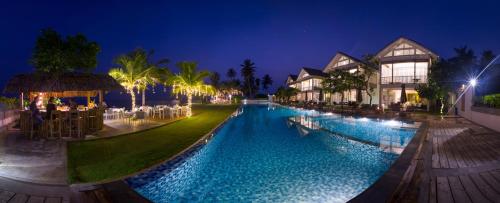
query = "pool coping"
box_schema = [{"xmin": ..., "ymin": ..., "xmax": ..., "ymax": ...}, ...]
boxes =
[
  {"xmin": 99, "ymin": 103, "xmax": 426, "ymax": 202},
  {"xmin": 348, "ymin": 120, "xmax": 429, "ymax": 202},
  {"xmin": 69, "ymin": 105, "xmax": 242, "ymax": 201}
]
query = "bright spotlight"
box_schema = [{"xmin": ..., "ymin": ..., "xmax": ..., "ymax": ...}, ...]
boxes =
[{"xmin": 469, "ymin": 78, "xmax": 477, "ymax": 87}]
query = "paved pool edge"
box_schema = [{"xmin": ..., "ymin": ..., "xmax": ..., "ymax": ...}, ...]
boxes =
[{"xmin": 349, "ymin": 121, "xmax": 429, "ymax": 202}]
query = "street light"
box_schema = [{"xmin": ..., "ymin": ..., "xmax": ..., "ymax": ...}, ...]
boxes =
[{"xmin": 469, "ymin": 78, "xmax": 477, "ymax": 87}]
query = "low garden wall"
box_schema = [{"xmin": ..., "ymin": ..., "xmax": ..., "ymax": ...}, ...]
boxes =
[
  {"xmin": 0, "ymin": 109, "xmax": 18, "ymax": 132},
  {"xmin": 457, "ymin": 88, "xmax": 500, "ymax": 132}
]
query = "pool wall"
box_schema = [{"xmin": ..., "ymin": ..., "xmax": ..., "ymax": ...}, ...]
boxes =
[
  {"xmin": 126, "ymin": 103, "xmax": 426, "ymax": 202},
  {"xmin": 349, "ymin": 121, "xmax": 428, "ymax": 202}
]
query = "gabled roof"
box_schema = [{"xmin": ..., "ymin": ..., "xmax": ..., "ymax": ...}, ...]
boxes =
[
  {"xmin": 375, "ymin": 37, "xmax": 438, "ymax": 58},
  {"xmin": 286, "ymin": 74, "xmax": 298, "ymax": 84},
  {"xmin": 301, "ymin": 67, "xmax": 328, "ymax": 77},
  {"xmin": 323, "ymin": 52, "xmax": 366, "ymax": 72}
]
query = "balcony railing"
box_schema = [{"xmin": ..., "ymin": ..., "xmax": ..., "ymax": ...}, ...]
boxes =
[
  {"xmin": 381, "ymin": 75, "xmax": 427, "ymax": 84},
  {"xmin": 301, "ymin": 85, "xmax": 321, "ymax": 91}
]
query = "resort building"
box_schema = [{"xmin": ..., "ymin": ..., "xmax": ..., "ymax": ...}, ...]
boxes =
[
  {"xmin": 322, "ymin": 52, "xmax": 379, "ymax": 105},
  {"xmin": 375, "ymin": 37, "xmax": 438, "ymax": 108},
  {"xmin": 285, "ymin": 37, "xmax": 437, "ymax": 107},
  {"xmin": 286, "ymin": 68, "xmax": 327, "ymax": 102}
]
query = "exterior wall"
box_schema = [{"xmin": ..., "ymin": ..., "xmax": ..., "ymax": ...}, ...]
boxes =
[
  {"xmin": 0, "ymin": 110, "xmax": 18, "ymax": 132},
  {"xmin": 457, "ymin": 87, "xmax": 500, "ymax": 132}
]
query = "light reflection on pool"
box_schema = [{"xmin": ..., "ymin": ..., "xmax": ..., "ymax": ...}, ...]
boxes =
[{"xmin": 127, "ymin": 104, "xmax": 418, "ymax": 202}]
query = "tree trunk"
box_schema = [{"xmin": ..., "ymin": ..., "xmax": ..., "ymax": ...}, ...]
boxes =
[
  {"xmin": 142, "ymin": 89, "xmax": 146, "ymax": 107},
  {"xmin": 341, "ymin": 93, "xmax": 344, "ymax": 112},
  {"xmin": 187, "ymin": 92, "xmax": 193, "ymax": 117},
  {"xmin": 368, "ymin": 93, "xmax": 373, "ymax": 106},
  {"xmin": 130, "ymin": 90, "xmax": 136, "ymax": 111}
]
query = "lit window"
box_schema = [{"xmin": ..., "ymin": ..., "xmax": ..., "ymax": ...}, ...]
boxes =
[{"xmin": 381, "ymin": 64, "xmax": 392, "ymax": 77}]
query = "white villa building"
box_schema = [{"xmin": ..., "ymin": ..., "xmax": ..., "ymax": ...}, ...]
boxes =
[
  {"xmin": 323, "ymin": 52, "xmax": 379, "ymax": 105},
  {"xmin": 375, "ymin": 37, "xmax": 438, "ymax": 108},
  {"xmin": 286, "ymin": 68, "xmax": 328, "ymax": 102},
  {"xmin": 285, "ymin": 37, "xmax": 437, "ymax": 108}
]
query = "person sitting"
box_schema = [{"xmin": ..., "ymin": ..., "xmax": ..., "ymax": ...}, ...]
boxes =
[
  {"xmin": 69, "ymin": 99, "xmax": 77, "ymax": 110},
  {"xmin": 29, "ymin": 96, "xmax": 43, "ymax": 126},
  {"xmin": 46, "ymin": 97, "xmax": 57, "ymax": 120}
]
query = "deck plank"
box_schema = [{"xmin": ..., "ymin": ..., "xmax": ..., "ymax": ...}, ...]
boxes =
[
  {"xmin": 0, "ymin": 191, "xmax": 15, "ymax": 202},
  {"xmin": 45, "ymin": 197, "xmax": 62, "ymax": 203},
  {"xmin": 479, "ymin": 172, "xmax": 500, "ymax": 194},
  {"xmin": 469, "ymin": 173, "xmax": 500, "ymax": 202},
  {"xmin": 9, "ymin": 194, "xmax": 28, "ymax": 203},
  {"xmin": 432, "ymin": 136, "xmax": 440, "ymax": 168},
  {"xmin": 26, "ymin": 196, "xmax": 44, "ymax": 203},
  {"xmin": 443, "ymin": 135, "xmax": 459, "ymax": 168},
  {"xmin": 438, "ymin": 137, "xmax": 450, "ymax": 168},
  {"xmin": 448, "ymin": 176, "xmax": 472, "ymax": 203},
  {"xmin": 429, "ymin": 176, "xmax": 437, "ymax": 203},
  {"xmin": 436, "ymin": 176, "xmax": 454, "ymax": 203},
  {"xmin": 459, "ymin": 175, "xmax": 491, "ymax": 203}
]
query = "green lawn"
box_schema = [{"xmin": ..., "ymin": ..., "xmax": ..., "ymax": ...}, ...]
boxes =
[{"xmin": 67, "ymin": 104, "xmax": 239, "ymax": 183}]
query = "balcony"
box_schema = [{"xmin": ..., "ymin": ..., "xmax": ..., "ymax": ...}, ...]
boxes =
[
  {"xmin": 381, "ymin": 75, "xmax": 427, "ymax": 84},
  {"xmin": 301, "ymin": 85, "xmax": 321, "ymax": 91}
]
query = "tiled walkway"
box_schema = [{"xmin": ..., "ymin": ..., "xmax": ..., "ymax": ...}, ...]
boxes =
[{"xmin": 418, "ymin": 118, "xmax": 500, "ymax": 203}]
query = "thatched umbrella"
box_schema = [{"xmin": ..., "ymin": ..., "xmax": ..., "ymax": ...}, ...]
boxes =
[
  {"xmin": 4, "ymin": 72, "xmax": 123, "ymax": 108},
  {"xmin": 400, "ymin": 84, "xmax": 407, "ymax": 104}
]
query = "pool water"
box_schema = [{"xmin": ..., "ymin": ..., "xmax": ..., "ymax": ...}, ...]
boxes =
[{"xmin": 127, "ymin": 104, "xmax": 417, "ymax": 202}]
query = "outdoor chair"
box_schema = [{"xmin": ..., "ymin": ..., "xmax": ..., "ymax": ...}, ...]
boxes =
[
  {"xmin": 69, "ymin": 110, "xmax": 83, "ymax": 138},
  {"xmin": 48, "ymin": 111, "xmax": 62, "ymax": 139},
  {"xmin": 104, "ymin": 109, "xmax": 115, "ymax": 120},
  {"xmin": 87, "ymin": 108, "xmax": 98, "ymax": 132},
  {"xmin": 135, "ymin": 111, "xmax": 146, "ymax": 124}
]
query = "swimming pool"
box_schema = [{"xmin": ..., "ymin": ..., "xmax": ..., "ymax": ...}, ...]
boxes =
[{"xmin": 127, "ymin": 104, "xmax": 418, "ymax": 202}]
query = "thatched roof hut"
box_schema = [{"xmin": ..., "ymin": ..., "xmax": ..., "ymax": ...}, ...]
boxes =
[{"xmin": 4, "ymin": 72, "xmax": 123, "ymax": 100}]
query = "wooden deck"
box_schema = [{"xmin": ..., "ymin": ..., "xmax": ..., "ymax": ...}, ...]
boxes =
[{"xmin": 418, "ymin": 117, "xmax": 500, "ymax": 203}]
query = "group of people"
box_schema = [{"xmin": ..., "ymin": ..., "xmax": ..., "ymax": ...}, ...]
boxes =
[{"xmin": 29, "ymin": 96, "xmax": 78, "ymax": 126}]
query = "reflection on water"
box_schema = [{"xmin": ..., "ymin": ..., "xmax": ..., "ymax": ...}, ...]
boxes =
[{"xmin": 285, "ymin": 113, "xmax": 417, "ymax": 154}]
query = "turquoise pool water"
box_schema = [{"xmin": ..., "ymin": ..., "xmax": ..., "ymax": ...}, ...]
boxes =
[{"xmin": 127, "ymin": 104, "xmax": 417, "ymax": 202}]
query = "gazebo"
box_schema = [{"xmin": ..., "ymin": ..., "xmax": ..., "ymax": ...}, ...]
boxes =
[
  {"xmin": 4, "ymin": 72, "xmax": 123, "ymax": 109},
  {"xmin": 4, "ymin": 72, "xmax": 123, "ymax": 138}
]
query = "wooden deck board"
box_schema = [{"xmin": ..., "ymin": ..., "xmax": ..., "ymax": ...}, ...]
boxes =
[
  {"xmin": 436, "ymin": 176, "xmax": 454, "ymax": 202},
  {"xmin": 459, "ymin": 175, "xmax": 491, "ymax": 203},
  {"xmin": 469, "ymin": 173, "xmax": 500, "ymax": 202},
  {"xmin": 432, "ymin": 136, "xmax": 440, "ymax": 168},
  {"xmin": 448, "ymin": 176, "xmax": 472, "ymax": 203},
  {"xmin": 429, "ymin": 177, "xmax": 437, "ymax": 203},
  {"xmin": 443, "ymin": 136, "xmax": 459, "ymax": 168},
  {"xmin": 45, "ymin": 197, "xmax": 62, "ymax": 203},
  {"xmin": 9, "ymin": 194, "xmax": 28, "ymax": 203},
  {"xmin": 438, "ymin": 137, "xmax": 450, "ymax": 168},
  {"xmin": 26, "ymin": 196, "xmax": 44, "ymax": 203},
  {"xmin": 479, "ymin": 172, "xmax": 500, "ymax": 194}
]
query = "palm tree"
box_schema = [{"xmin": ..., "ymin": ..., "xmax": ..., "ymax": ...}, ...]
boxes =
[
  {"xmin": 209, "ymin": 72, "xmax": 221, "ymax": 89},
  {"xmin": 109, "ymin": 49, "xmax": 161, "ymax": 110},
  {"xmin": 240, "ymin": 59, "xmax": 257, "ymax": 98},
  {"xmin": 165, "ymin": 61, "xmax": 215, "ymax": 116},
  {"xmin": 262, "ymin": 74, "xmax": 273, "ymax": 94},
  {"xmin": 226, "ymin": 68, "xmax": 237, "ymax": 80}
]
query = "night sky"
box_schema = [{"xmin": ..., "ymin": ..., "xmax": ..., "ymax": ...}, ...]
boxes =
[{"xmin": 2, "ymin": 0, "xmax": 500, "ymax": 100}]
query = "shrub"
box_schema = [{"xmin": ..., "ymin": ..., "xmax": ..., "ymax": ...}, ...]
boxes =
[
  {"xmin": 0, "ymin": 97, "xmax": 19, "ymax": 110},
  {"xmin": 483, "ymin": 94, "xmax": 500, "ymax": 108}
]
